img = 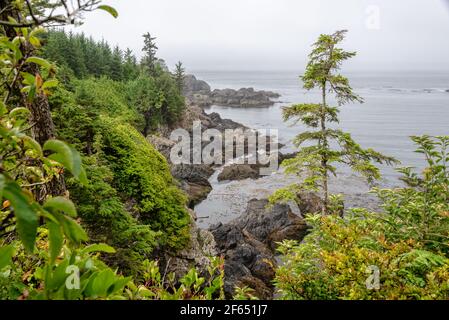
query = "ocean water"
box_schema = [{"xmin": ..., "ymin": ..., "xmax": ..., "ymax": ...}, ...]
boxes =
[{"xmin": 191, "ymin": 70, "xmax": 449, "ymax": 227}]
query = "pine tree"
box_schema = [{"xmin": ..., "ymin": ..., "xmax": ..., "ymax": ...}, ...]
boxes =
[
  {"xmin": 123, "ymin": 48, "xmax": 138, "ymax": 80},
  {"xmin": 173, "ymin": 61, "xmax": 185, "ymax": 93},
  {"xmin": 141, "ymin": 32, "xmax": 158, "ymax": 76},
  {"xmin": 271, "ymin": 30, "xmax": 398, "ymax": 215},
  {"xmin": 110, "ymin": 45, "xmax": 124, "ymax": 81}
]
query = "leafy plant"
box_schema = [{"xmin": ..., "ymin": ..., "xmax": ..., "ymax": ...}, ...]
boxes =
[{"xmin": 275, "ymin": 136, "xmax": 449, "ymax": 300}]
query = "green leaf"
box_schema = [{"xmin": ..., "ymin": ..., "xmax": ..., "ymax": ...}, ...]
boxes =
[
  {"xmin": 4, "ymin": 182, "xmax": 38, "ymax": 253},
  {"xmin": 26, "ymin": 56, "xmax": 51, "ymax": 69},
  {"xmin": 43, "ymin": 140, "xmax": 87, "ymax": 185},
  {"xmin": 23, "ymin": 136, "xmax": 43, "ymax": 157},
  {"xmin": 90, "ymin": 269, "xmax": 117, "ymax": 297},
  {"xmin": 97, "ymin": 5, "xmax": 119, "ymax": 18},
  {"xmin": 80, "ymin": 244, "xmax": 116, "ymax": 255},
  {"xmin": 0, "ymin": 101, "xmax": 7, "ymax": 116},
  {"xmin": 0, "ymin": 245, "xmax": 15, "ymax": 270},
  {"xmin": 9, "ymin": 107, "xmax": 30, "ymax": 119},
  {"xmin": 47, "ymin": 221, "xmax": 63, "ymax": 264},
  {"xmin": 20, "ymin": 72, "xmax": 35, "ymax": 85},
  {"xmin": 53, "ymin": 213, "xmax": 88, "ymax": 244},
  {"xmin": 44, "ymin": 197, "xmax": 77, "ymax": 218},
  {"xmin": 42, "ymin": 79, "xmax": 58, "ymax": 89},
  {"xmin": 44, "ymin": 140, "xmax": 73, "ymax": 170}
]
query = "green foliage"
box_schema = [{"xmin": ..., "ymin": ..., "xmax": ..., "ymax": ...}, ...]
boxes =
[
  {"xmin": 99, "ymin": 119, "xmax": 191, "ymax": 251},
  {"xmin": 48, "ymin": 78, "xmax": 187, "ymax": 275},
  {"xmin": 275, "ymin": 136, "xmax": 449, "ymax": 300},
  {"xmin": 43, "ymin": 30, "xmax": 138, "ymax": 81},
  {"xmin": 271, "ymin": 30, "xmax": 397, "ymax": 214},
  {"xmin": 0, "ymin": 1, "xmax": 222, "ymax": 301},
  {"xmin": 0, "ymin": 75, "xmax": 129, "ymax": 299},
  {"xmin": 375, "ymin": 135, "xmax": 449, "ymax": 253},
  {"xmin": 173, "ymin": 61, "xmax": 186, "ymax": 93},
  {"xmin": 141, "ymin": 32, "xmax": 158, "ymax": 76},
  {"xmin": 126, "ymin": 257, "xmax": 225, "ymax": 300},
  {"xmin": 67, "ymin": 156, "xmax": 158, "ymax": 276}
]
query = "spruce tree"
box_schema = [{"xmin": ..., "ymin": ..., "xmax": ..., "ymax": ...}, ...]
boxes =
[
  {"xmin": 271, "ymin": 30, "xmax": 398, "ymax": 215},
  {"xmin": 173, "ymin": 61, "xmax": 185, "ymax": 93},
  {"xmin": 141, "ymin": 32, "xmax": 158, "ymax": 76}
]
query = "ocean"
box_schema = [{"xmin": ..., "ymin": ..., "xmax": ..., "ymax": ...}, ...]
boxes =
[{"xmin": 191, "ymin": 70, "xmax": 449, "ymax": 227}]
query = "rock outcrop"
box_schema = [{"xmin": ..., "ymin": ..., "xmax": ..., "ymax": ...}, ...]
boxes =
[
  {"xmin": 210, "ymin": 199, "xmax": 308, "ymax": 299},
  {"xmin": 148, "ymin": 106, "xmax": 248, "ymax": 207},
  {"xmin": 162, "ymin": 210, "xmax": 218, "ymax": 281},
  {"xmin": 218, "ymin": 164, "xmax": 260, "ymax": 182},
  {"xmin": 217, "ymin": 152, "xmax": 297, "ymax": 182},
  {"xmin": 171, "ymin": 164, "xmax": 214, "ymax": 208},
  {"xmin": 184, "ymin": 74, "xmax": 280, "ymax": 108}
]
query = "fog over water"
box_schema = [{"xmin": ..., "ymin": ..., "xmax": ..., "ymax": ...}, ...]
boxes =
[{"xmin": 73, "ymin": 0, "xmax": 449, "ymax": 72}]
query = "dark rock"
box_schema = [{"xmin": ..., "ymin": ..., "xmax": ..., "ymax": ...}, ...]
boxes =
[
  {"xmin": 218, "ymin": 164, "xmax": 260, "ymax": 182},
  {"xmin": 171, "ymin": 164, "xmax": 214, "ymax": 208},
  {"xmin": 162, "ymin": 214, "xmax": 217, "ymax": 281},
  {"xmin": 183, "ymin": 75, "xmax": 211, "ymax": 95},
  {"xmin": 296, "ymin": 192, "xmax": 324, "ymax": 215},
  {"xmin": 210, "ymin": 199, "xmax": 308, "ymax": 299},
  {"xmin": 216, "ymin": 152, "xmax": 297, "ymax": 182},
  {"xmin": 184, "ymin": 74, "xmax": 281, "ymax": 108}
]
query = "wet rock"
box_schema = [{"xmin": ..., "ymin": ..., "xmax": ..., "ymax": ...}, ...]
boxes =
[
  {"xmin": 296, "ymin": 192, "xmax": 324, "ymax": 215},
  {"xmin": 218, "ymin": 164, "xmax": 260, "ymax": 181},
  {"xmin": 171, "ymin": 164, "xmax": 215, "ymax": 208},
  {"xmin": 210, "ymin": 199, "xmax": 308, "ymax": 299},
  {"xmin": 216, "ymin": 152, "xmax": 297, "ymax": 182},
  {"xmin": 183, "ymin": 74, "xmax": 280, "ymax": 108}
]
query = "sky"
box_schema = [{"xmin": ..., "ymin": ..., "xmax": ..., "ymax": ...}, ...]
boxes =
[{"xmin": 69, "ymin": 0, "xmax": 449, "ymax": 72}]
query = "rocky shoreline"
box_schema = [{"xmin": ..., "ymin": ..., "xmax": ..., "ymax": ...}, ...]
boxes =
[
  {"xmin": 183, "ymin": 74, "xmax": 281, "ymax": 108},
  {"xmin": 148, "ymin": 104, "xmax": 308, "ymax": 298},
  {"xmin": 210, "ymin": 199, "xmax": 309, "ymax": 298}
]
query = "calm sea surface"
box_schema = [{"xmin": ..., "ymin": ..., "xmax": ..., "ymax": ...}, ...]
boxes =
[{"xmin": 191, "ymin": 71, "xmax": 449, "ymax": 227}]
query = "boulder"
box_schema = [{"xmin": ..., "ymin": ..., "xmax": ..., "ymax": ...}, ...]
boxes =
[
  {"xmin": 162, "ymin": 212, "xmax": 218, "ymax": 281},
  {"xmin": 210, "ymin": 199, "xmax": 308, "ymax": 299},
  {"xmin": 171, "ymin": 164, "xmax": 215, "ymax": 208},
  {"xmin": 218, "ymin": 164, "xmax": 260, "ymax": 182},
  {"xmin": 183, "ymin": 74, "xmax": 211, "ymax": 95},
  {"xmin": 216, "ymin": 152, "xmax": 297, "ymax": 182}
]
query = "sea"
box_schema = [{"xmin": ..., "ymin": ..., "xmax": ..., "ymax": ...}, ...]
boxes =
[{"xmin": 190, "ymin": 70, "xmax": 449, "ymax": 228}]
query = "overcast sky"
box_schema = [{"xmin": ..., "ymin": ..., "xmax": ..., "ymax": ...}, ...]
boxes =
[{"xmin": 70, "ymin": 0, "xmax": 449, "ymax": 72}]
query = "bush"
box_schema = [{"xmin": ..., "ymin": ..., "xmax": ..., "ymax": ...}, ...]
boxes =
[
  {"xmin": 99, "ymin": 119, "xmax": 190, "ymax": 251},
  {"xmin": 275, "ymin": 136, "xmax": 449, "ymax": 300}
]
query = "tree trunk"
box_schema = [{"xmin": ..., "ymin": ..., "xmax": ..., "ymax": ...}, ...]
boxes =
[
  {"xmin": 321, "ymin": 83, "xmax": 329, "ymax": 215},
  {"xmin": 1, "ymin": 0, "xmax": 67, "ymax": 199}
]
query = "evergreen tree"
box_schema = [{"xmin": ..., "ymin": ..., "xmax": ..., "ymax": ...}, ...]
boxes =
[
  {"xmin": 271, "ymin": 30, "xmax": 398, "ymax": 215},
  {"xmin": 173, "ymin": 61, "xmax": 186, "ymax": 93},
  {"xmin": 110, "ymin": 45, "xmax": 124, "ymax": 81},
  {"xmin": 141, "ymin": 32, "xmax": 158, "ymax": 76},
  {"xmin": 123, "ymin": 48, "xmax": 139, "ymax": 80}
]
